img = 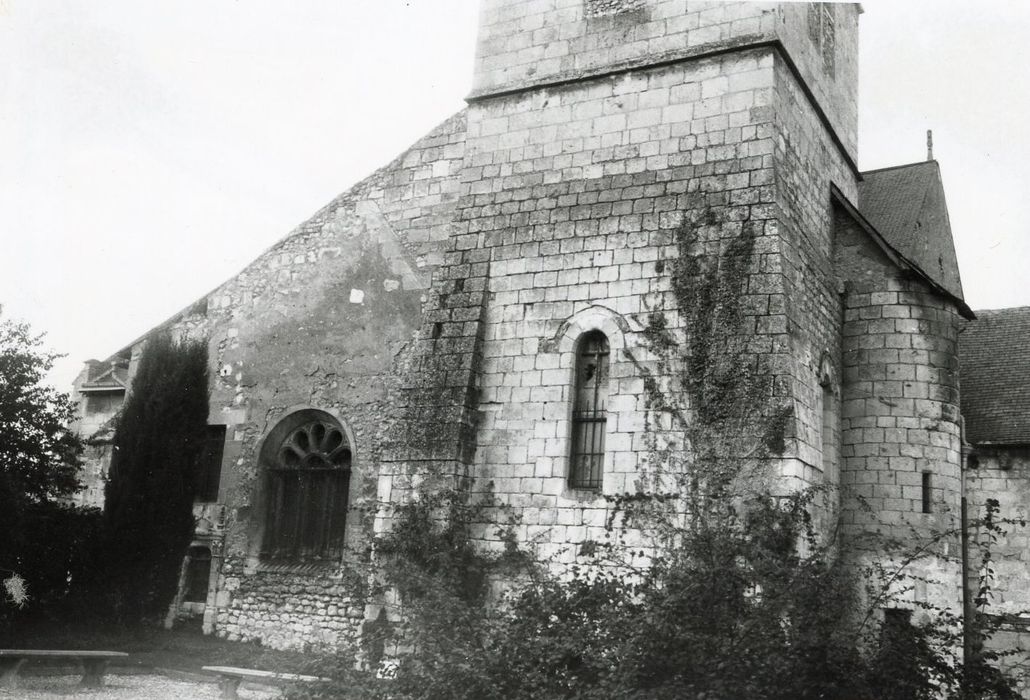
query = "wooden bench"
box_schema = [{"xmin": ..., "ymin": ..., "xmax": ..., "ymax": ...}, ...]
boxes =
[
  {"xmin": 0, "ymin": 649, "xmax": 129, "ymax": 689},
  {"xmin": 202, "ymin": 665, "xmax": 326, "ymax": 700}
]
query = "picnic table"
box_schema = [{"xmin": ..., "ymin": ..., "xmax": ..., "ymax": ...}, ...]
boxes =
[{"xmin": 0, "ymin": 649, "xmax": 129, "ymax": 689}]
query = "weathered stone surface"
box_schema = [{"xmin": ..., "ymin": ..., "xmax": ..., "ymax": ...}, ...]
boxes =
[{"xmin": 70, "ymin": 3, "xmax": 1027, "ymax": 672}]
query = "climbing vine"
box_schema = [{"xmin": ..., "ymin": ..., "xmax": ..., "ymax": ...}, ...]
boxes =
[
  {"xmin": 285, "ymin": 210, "xmax": 1024, "ymax": 699},
  {"xmin": 622, "ymin": 208, "xmax": 792, "ymax": 536}
]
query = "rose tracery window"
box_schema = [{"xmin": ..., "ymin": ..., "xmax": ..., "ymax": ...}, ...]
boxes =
[{"xmin": 262, "ymin": 417, "xmax": 352, "ymax": 561}]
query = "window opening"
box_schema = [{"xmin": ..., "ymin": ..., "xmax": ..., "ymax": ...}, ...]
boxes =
[
  {"xmin": 882, "ymin": 608, "xmax": 914, "ymax": 640},
  {"xmin": 196, "ymin": 425, "xmax": 226, "ymax": 503},
  {"xmin": 184, "ymin": 546, "xmax": 212, "ymax": 604},
  {"xmin": 85, "ymin": 394, "xmax": 120, "ymax": 416},
  {"xmin": 821, "ymin": 5, "xmax": 836, "ymax": 74},
  {"xmin": 921, "ymin": 472, "xmax": 932, "ymax": 514},
  {"xmin": 820, "ymin": 386, "xmax": 838, "ymax": 479},
  {"xmin": 570, "ymin": 331, "xmax": 610, "ymax": 490},
  {"xmin": 807, "ymin": 3, "xmax": 836, "ymax": 75},
  {"xmin": 262, "ymin": 418, "xmax": 351, "ymax": 561}
]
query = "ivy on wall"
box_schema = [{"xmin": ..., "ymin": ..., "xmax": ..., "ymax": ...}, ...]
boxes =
[{"xmin": 625, "ymin": 209, "xmax": 792, "ymax": 534}]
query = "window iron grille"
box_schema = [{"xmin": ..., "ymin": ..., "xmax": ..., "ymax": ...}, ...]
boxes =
[{"xmin": 569, "ymin": 331, "xmax": 609, "ymax": 490}]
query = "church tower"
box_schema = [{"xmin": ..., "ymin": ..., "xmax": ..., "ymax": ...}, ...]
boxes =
[
  {"xmin": 380, "ymin": 0, "xmax": 870, "ymax": 559},
  {"xmin": 408, "ymin": 0, "xmax": 968, "ymax": 613}
]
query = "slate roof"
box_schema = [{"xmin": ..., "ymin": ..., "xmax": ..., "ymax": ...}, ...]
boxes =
[
  {"xmin": 959, "ymin": 307, "xmax": 1030, "ymax": 445},
  {"xmin": 858, "ymin": 161, "xmax": 964, "ymax": 300}
]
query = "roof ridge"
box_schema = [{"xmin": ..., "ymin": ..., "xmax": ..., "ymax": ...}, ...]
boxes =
[
  {"xmin": 860, "ymin": 160, "xmax": 938, "ymax": 176},
  {"xmin": 911, "ymin": 162, "xmax": 936, "ymax": 258},
  {"xmin": 972, "ymin": 305, "xmax": 1030, "ymax": 314},
  {"xmin": 102, "ymin": 109, "xmax": 469, "ymax": 363}
]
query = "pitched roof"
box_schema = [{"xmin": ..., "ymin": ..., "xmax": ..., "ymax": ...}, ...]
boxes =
[
  {"xmin": 959, "ymin": 307, "xmax": 1030, "ymax": 445},
  {"xmin": 858, "ymin": 161, "xmax": 964, "ymax": 300},
  {"xmin": 81, "ymin": 363, "xmax": 128, "ymax": 392}
]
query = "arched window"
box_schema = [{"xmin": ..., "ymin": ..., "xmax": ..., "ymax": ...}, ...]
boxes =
[
  {"xmin": 261, "ymin": 413, "xmax": 352, "ymax": 561},
  {"xmin": 570, "ymin": 330, "xmax": 610, "ymax": 490}
]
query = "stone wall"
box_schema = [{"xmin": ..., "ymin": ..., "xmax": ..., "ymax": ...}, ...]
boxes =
[
  {"xmin": 967, "ymin": 445, "xmax": 1030, "ymax": 693},
  {"xmin": 967, "ymin": 447, "xmax": 1030, "ymax": 616},
  {"xmin": 371, "ymin": 0, "xmax": 870, "ymax": 571},
  {"xmin": 471, "ymin": 1, "xmax": 859, "ymax": 160},
  {"xmin": 217, "ymin": 565, "xmax": 367, "ymax": 649},
  {"xmin": 769, "ymin": 44, "xmax": 858, "ymax": 505},
  {"xmin": 68, "ymin": 442, "xmax": 113, "ymax": 509},
  {"xmin": 775, "ymin": 2, "xmax": 859, "ymax": 159},
  {"xmin": 69, "ymin": 365, "xmax": 127, "ymax": 508},
  {"xmin": 472, "ymin": 1, "xmax": 776, "ymax": 98},
  {"xmin": 459, "ymin": 45, "xmax": 793, "ymax": 564},
  {"xmin": 833, "ymin": 208, "xmax": 964, "ymax": 613},
  {"xmin": 835, "ymin": 215, "xmax": 963, "ymax": 543},
  {"xmin": 157, "ymin": 114, "xmax": 469, "ymax": 650}
]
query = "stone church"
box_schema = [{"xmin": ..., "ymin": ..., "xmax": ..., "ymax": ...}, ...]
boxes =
[{"xmin": 71, "ymin": 0, "xmax": 1028, "ymax": 668}]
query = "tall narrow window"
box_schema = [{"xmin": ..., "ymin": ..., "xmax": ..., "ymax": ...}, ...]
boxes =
[
  {"xmin": 570, "ymin": 331, "xmax": 609, "ymax": 490},
  {"xmin": 921, "ymin": 472, "xmax": 932, "ymax": 514},
  {"xmin": 262, "ymin": 415, "xmax": 352, "ymax": 561},
  {"xmin": 817, "ymin": 352, "xmax": 837, "ymax": 482},
  {"xmin": 807, "ymin": 3, "xmax": 836, "ymax": 76},
  {"xmin": 196, "ymin": 425, "xmax": 226, "ymax": 503},
  {"xmin": 820, "ymin": 386, "xmax": 838, "ymax": 480}
]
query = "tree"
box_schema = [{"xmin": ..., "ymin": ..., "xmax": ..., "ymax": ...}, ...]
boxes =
[
  {"xmin": 0, "ymin": 309, "xmax": 83, "ymax": 610},
  {"xmin": 0, "ymin": 311, "xmax": 82, "ymax": 509},
  {"xmin": 102, "ymin": 331, "xmax": 209, "ymax": 623}
]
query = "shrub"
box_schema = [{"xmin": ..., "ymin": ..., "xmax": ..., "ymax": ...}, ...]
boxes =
[
  {"xmin": 288, "ymin": 491, "xmax": 1022, "ymax": 700},
  {"xmin": 0, "ymin": 502, "xmax": 103, "ymax": 630}
]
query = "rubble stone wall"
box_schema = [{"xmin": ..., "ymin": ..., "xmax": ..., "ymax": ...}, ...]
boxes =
[{"xmin": 160, "ymin": 115, "xmax": 468, "ymax": 650}]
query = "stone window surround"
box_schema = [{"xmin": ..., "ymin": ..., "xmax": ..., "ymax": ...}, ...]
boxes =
[
  {"xmin": 551, "ymin": 305, "xmax": 637, "ymax": 499},
  {"xmin": 569, "ymin": 329, "xmax": 611, "ymax": 491},
  {"xmin": 246, "ymin": 406, "xmax": 362, "ymax": 571}
]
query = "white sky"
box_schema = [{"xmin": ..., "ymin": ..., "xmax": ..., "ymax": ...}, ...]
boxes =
[{"xmin": 2, "ymin": 1, "xmax": 1029, "ymax": 389}]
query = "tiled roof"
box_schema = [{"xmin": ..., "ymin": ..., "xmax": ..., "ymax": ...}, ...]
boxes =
[
  {"xmin": 859, "ymin": 161, "xmax": 964, "ymax": 300},
  {"xmin": 960, "ymin": 307, "xmax": 1030, "ymax": 445}
]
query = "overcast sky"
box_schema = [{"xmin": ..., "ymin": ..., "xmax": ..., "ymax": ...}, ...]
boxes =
[{"xmin": 2, "ymin": 1, "xmax": 1029, "ymax": 389}]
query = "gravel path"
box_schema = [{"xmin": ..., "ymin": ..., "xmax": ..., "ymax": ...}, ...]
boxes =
[{"xmin": 0, "ymin": 674, "xmax": 281, "ymax": 699}]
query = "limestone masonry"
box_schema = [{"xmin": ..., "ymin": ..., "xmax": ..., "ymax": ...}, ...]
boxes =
[{"xmin": 71, "ymin": 0, "xmax": 1028, "ymax": 682}]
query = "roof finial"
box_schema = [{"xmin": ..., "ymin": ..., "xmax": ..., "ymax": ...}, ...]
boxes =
[{"xmin": 926, "ymin": 129, "xmax": 934, "ymax": 161}]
